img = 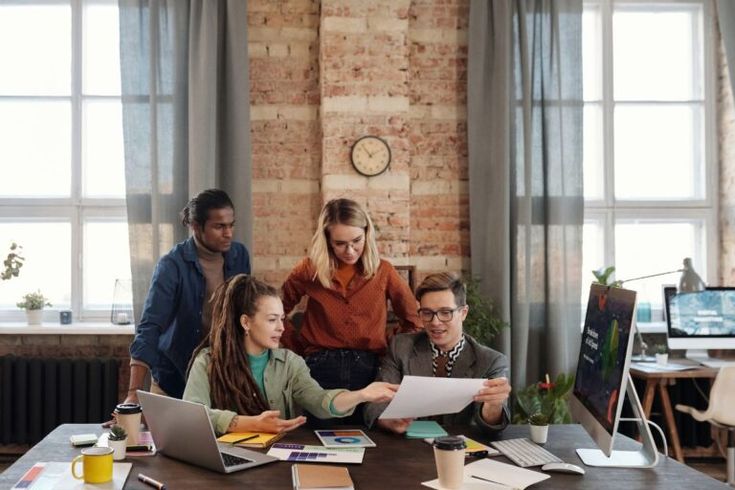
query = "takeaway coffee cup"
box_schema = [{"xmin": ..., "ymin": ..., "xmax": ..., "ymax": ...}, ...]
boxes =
[
  {"xmin": 114, "ymin": 403, "xmax": 142, "ymax": 446},
  {"xmin": 433, "ymin": 435, "xmax": 466, "ymax": 489},
  {"xmin": 71, "ymin": 446, "xmax": 113, "ymax": 483}
]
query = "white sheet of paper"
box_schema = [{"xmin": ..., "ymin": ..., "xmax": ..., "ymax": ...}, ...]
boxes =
[
  {"xmin": 378, "ymin": 375, "xmax": 486, "ymax": 419},
  {"xmin": 421, "ymin": 458, "xmax": 550, "ymax": 490}
]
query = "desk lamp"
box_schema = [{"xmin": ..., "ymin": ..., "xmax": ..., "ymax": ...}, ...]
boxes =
[{"xmin": 619, "ymin": 257, "xmax": 706, "ymax": 362}]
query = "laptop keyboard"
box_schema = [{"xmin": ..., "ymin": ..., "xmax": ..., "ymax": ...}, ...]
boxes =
[
  {"xmin": 490, "ymin": 438, "xmax": 562, "ymax": 467},
  {"xmin": 221, "ymin": 452, "xmax": 253, "ymax": 467}
]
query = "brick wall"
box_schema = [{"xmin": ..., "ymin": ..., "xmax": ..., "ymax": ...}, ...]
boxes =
[{"xmin": 250, "ymin": 0, "xmax": 471, "ymax": 286}]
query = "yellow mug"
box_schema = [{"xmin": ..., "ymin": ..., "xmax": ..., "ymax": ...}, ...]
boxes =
[{"xmin": 71, "ymin": 446, "xmax": 114, "ymax": 484}]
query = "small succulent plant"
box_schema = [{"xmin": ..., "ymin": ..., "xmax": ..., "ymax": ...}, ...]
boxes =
[
  {"xmin": 529, "ymin": 412, "xmax": 550, "ymax": 426},
  {"xmin": 109, "ymin": 424, "xmax": 127, "ymax": 441}
]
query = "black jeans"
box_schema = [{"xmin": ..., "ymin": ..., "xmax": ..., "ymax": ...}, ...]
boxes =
[{"xmin": 304, "ymin": 349, "xmax": 379, "ymax": 428}]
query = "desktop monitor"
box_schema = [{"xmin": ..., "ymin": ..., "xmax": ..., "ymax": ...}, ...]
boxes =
[
  {"xmin": 665, "ymin": 287, "xmax": 735, "ymax": 362},
  {"xmin": 569, "ymin": 283, "xmax": 658, "ymax": 467}
]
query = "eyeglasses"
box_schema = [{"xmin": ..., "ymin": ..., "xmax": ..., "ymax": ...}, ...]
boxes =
[
  {"xmin": 417, "ymin": 306, "xmax": 465, "ymax": 323},
  {"xmin": 330, "ymin": 235, "xmax": 365, "ymax": 252}
]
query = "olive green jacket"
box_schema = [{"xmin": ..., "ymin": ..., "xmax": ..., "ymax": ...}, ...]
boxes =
[{"xmin": 183, "ymin": 347, "xmax": 352, "ymax": 435}]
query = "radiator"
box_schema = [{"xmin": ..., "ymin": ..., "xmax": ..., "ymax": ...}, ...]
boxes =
[{"xmin": 0, "ymin": 356, "xmax": 119, "ymax": 445}]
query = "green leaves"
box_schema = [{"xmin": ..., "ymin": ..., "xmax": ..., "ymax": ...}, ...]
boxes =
[
  {"xmin": 2, "ymin": 242, "xmax": 25, "ymax": 281},
  {"xmin": 512, "ymin": 373, "xmax": 575, "ymax": 424},
  {"xmin": 592, "ymin": 266, "xmax": 621, "ymax": 287},
  {"xmin": 462, "ymin": 276, "xmax": 508, "ymax": 346}
]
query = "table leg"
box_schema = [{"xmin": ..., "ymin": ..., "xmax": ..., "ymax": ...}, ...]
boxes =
[
  {"xmin": 657, "ymin": 380, "xmax": 684, "ymax": 463},
  {"xmin": 641, "ymin": 380, "xmax": 656, "ymax": 418}
]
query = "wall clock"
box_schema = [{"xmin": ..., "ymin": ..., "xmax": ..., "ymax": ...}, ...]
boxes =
[{"xmin": 350, "ymin": 136, "xmax": 391, "ymax": 177}]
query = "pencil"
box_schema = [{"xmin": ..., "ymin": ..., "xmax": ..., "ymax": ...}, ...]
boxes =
[{"xmin": 230, "ymin": 434, "xmax": 259, "ymax": 445}]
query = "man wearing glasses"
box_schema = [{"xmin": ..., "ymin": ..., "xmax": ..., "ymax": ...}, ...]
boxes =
[{"xmin": 364, "ymin": 272, "xmax": 511, "ymax": 434}]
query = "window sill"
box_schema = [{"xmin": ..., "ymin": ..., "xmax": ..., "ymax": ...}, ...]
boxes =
[
  {"xmin": 636, "ymin": 321, "xmax": 667, "ymax": 334},
  {"xmin": 0, "ymin": 322, "xmax": 135, "ymax": 335}
]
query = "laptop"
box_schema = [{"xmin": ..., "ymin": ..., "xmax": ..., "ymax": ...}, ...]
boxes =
[{"xmin": 137, "ymin": 390, "xmax": 278, "ymax": 473}]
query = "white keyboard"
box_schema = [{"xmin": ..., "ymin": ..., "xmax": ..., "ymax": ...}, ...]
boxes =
[{"xmin": 490, "ymin": 438, "xmax": 563, "ymax": 468}]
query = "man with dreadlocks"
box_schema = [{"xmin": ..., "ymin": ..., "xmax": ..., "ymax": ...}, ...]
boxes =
[{"xmin": 183, "ymin": 274, "xmax": 399, "ymax": 434}]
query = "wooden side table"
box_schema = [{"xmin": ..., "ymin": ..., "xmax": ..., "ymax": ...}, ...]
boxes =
[{"xmin": 630, "ymin": 363, "xmax": 719, "ymax": 463}]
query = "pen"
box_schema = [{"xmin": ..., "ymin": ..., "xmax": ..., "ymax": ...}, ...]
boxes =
[
  {"xmin": 138, "ymin": 473, "xmax": 166, "ymax": 490},
  {"xmin": 231, "ymin": 434, "xmax": 259, "ymax": 445}
]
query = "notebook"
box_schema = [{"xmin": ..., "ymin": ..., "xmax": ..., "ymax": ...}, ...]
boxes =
[
  {"xmin": 217, "ymin": 431, "xmax": 285, "ymax": 449},
  {"xmin": 406, "ymin": 420, "xmax": 447, "ymax": 439},
  {"xmin": 292, "ymin": 463, "xmax": 354, "ymax": 490}
]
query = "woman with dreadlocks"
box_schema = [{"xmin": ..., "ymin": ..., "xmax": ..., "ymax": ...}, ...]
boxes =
[{"xmin": 183, "ymin": 274, "xmax": 398, "ymax": 435}]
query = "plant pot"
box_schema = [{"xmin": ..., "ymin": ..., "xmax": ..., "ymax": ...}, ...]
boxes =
[
  {"xmin": 656, "ymin": 353, "xmax": 668, "ymax": 366},
  {"xmin": 109, "ymin": 437, "xmax": 127, "ymax": 461},
  {"xmin": 25, "ymin": 309, "xmax": 42, "ymax": 326},
  {"xmin": 529, "ymin": 424, "xmax": 549, "ymax": 444}
]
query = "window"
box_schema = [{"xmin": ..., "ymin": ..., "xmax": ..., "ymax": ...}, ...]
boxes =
[
  {"xmin": 0, "ymin": 0, "xmax": 130, "ymax": 322},
  {"xmin": 582, "ymin": 0, "xmax": 717, "ymax": 318}
]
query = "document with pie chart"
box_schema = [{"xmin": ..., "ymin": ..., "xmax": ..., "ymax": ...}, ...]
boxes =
[{"xmin": 314, "ymin": 429, "xmax": 376, "ymax": 448}]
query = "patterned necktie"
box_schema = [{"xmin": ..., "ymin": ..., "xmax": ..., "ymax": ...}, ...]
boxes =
[{"xmin": 434, "ymin": 353, "xmax": 449, "ymax": 378}]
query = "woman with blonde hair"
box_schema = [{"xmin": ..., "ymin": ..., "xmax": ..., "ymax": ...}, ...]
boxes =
[
  {"xmin": 183, "ymin": 274, "xmax": 398, "ymax": 435},
  {"xmin": 281, "ymin": 198, "xmax": 421, "ymax": 426}
]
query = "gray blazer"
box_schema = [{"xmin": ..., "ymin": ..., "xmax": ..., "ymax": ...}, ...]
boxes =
[{"xmin": 364, "ymin": 331, "xmax": 510, "ymax": 433}]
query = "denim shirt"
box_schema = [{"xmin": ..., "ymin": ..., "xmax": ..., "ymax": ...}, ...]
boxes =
[{"xmin": 129, "ymin": 237, "xmax": 250, "ymax": 398}]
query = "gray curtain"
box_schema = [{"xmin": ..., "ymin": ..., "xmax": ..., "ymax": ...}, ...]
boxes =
[
  {"xmin": 718, "ymin": 0, "xmax": 735, "ymax": 98},
  {"xmin": 468, "ymin": 0, "xmax": 584, "ymax": 390},
  {"xmin": 118, "ymin": 0, "xmax": 252, "ymax": 323}
]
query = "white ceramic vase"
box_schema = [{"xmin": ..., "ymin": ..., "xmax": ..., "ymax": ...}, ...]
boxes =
[
  {"xmin": 529, "ymin": 424, "xmax": 549, "ymax": 444},
  {"xmin": 26, "ymin": 309, "xmax": 42, "ymax": 326},
  {"xmin": 109, "ymin": 437, "xmax": 127, "ymax": 461},
  {"xmin": 656, "ymin": 353, "xmax": 668, "ymax": 366}
]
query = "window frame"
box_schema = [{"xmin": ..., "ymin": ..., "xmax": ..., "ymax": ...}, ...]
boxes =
[
  {"xmin": 0, "ymin": 0, "xmax": 127, "ymax": 322},
  {"xmin": 583, "ymin": 0, "xmax": 719, "ymax": 316}
]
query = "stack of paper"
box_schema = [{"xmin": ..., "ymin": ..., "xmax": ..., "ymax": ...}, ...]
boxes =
[
  {"xmin": 421, "ymin": 458, "xmax": 550, "ymax": 489},
  {"xmin": 406, "ymin": 421, "xmax": 447, "ymax": 439},
  {"xmin": 12, "ymin": 462, "xmax": 132, "ymax": 489},
  {"xmin": 267, "ymin": 443, "xmax": 365, "ymax": 464}
]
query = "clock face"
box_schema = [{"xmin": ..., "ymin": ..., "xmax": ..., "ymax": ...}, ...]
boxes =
[{"xmin": 350, "ymin": 136, "xmax": 391, "ymax": 177}]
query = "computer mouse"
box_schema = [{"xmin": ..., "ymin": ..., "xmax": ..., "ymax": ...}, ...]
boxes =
[{"xmin": 541, "ymin": 462, "xmax": 586, "ymax": 475}]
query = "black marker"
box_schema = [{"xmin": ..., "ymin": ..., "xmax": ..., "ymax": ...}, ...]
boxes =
[
  {"xmin": 138, "ymin": 473, "xmax": 166, "ymax": 490},
  {"xmin": 231, "ymin": 434, "xmax": 259, "ymax": 445}
]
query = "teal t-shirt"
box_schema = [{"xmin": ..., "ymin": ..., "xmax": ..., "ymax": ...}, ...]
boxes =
[{"xmin": 248, "ymin": 350, "xmax": 270, "ymax": 397}]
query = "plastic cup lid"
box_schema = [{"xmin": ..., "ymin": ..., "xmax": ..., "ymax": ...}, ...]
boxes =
[
  {"xmin": 114, "ymin": 403, "xmax": 142, "ymax": 414},
  {"xmin": 433, "ymin": 435, "xmax": 466, "ymax": 450}
]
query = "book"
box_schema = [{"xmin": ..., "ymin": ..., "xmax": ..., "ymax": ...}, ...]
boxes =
[
  {"xmin": 314, "ymin": 429, "xmax": 376, "ymax": 448},
  {"xmin": 291, "ymin": 463, "xmax": 354, "ymax": 490},
  {"xmin": 405, "ymin": 420, "xmax": 447, "ymax": 439},
  {"xmin": 216, "ymin": 431, "xmax": 285, "ymax": 448},
  {"xmin": 267, "ymin": 443, "xmax": 365, "ymax": 464}
]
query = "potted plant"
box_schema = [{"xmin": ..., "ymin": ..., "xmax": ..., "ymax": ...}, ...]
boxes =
[
  {"xmin": 655, "ymin": 344, "xmax": 669, "ymax": 366},
  {"xmin": 461, "ymin": 276, "xmax": 508, "ymax": 346},
  {"xmin": 528, "ymin": 412, "xmax": 550, "ymax": 444},
  {"xmin": 16, "ymin": 290, "xmax": 51, "ymax": 325},
  {"xmin": 513, "ymin": 373, "xmax": 575, "ymax": 425},
  {"xmin": 108, "ymin": 424, "xmax": 127, "ymax": 460}
]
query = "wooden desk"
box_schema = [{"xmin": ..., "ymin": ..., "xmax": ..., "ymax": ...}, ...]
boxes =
[
  {"xmin": 630, "ymin": 363, "xmax": 718, "ymax": 463},
  {"xmin": 0, "ymin": 423, "xmax": 728, "ymax": 489}
]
